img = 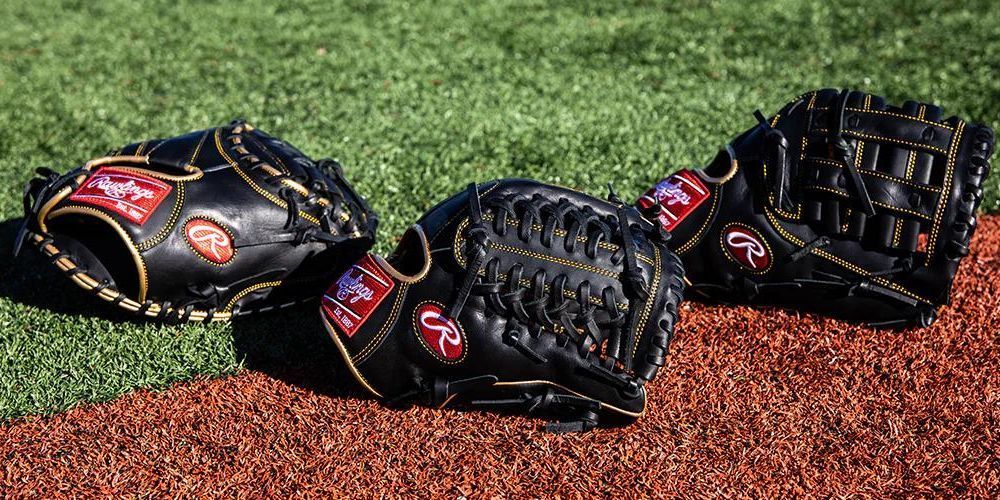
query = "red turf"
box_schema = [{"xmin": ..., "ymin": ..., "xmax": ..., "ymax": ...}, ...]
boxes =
[{"xmin": 2, "ymin": 217, "xmax": 998, "ymax": 496}]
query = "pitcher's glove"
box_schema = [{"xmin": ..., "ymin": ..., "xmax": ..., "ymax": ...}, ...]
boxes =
[
  {"xmin": 15, "ymin": 120, "xmax": 377, "ymax": 322},
  {"xmin": 320, "ymin": 179, "xmax": 684, "ymax": 432},
  {"xmin": 637, "ymin": 89, "xmax": 994, "ymax": 328}
]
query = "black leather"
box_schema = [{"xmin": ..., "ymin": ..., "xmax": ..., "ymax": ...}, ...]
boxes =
[
  {"xmin": 638, "ymin": 89, "xmax": 994, "ymax": 328},
  {"xmin": 18, "ymin": 121, "xmax": 376, "ymax": 322},
  {"xmin": 321, "ymin": 179, "xmax": 684, "ymax": 431}
]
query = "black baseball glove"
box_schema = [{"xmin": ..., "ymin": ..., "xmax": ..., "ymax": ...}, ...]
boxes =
[
  {"xmin": 15, "ymin": 120, "xmax": 377, "ymax": 322},
  {"xmin": 320, "ymin": 180, "xmax": 684, "ymax": 431},
  {"xmin": 637, "ymin": 89, "xmax": 993, "ymax": 328}
]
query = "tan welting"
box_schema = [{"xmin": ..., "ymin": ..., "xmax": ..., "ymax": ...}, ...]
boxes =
[
  {"xmin": 695, "ymin": 145, "xmax": 740, "ymax": 185},
  {"xmin": 320, "ymin": 312, "xmax": 384, "ymax": 398},
  {"xmin": 213, "ymin": 128, "xmax": 323, "ymax": 226},
  {"xmin": 48, "ymin": 205, "xmax": 149, "ymax": 302},
  {"xmin": 373, "ymin": 225, "xmax": 432, "ymax": 283},
  {"xmin": 83, "ymin": 155, "xmax": 204, "ymax": 182},
  {"xmin": 30, "ymin": 234, "xmax": 231, "ymax": 322}
]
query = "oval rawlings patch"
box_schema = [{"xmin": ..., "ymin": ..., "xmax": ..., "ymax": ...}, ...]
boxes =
[
  {"xmin": 722, "ymin": 223, "xmax": 771, "ymax": 272},
  {"xmin": 414, "ymin": 302, "xmax": 465, "ymax": 363},
  {"xmin": 184, "ymin": 218, "xmax": 235, "ymax": 265}
]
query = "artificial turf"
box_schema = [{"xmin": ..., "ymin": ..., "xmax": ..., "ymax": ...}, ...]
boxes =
[{"xmin": 1, "ymin": 0, "xmax": 997, "ymax": 419}]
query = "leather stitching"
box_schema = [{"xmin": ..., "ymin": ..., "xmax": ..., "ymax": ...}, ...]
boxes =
[
  {"xmin": 926, "ymin": 121, "xmax": 965, "ymax": 263},
  {"xmin": 214, "ymin": 128, "xmax": 321, "ymax": 226},
  {"xmin": 764, "ymin": 206, "xmax": 930, "ymax": 304},
  {"xmin": 224, "ymin": 280, "xmax": 282, "ymax": 312},
  {"xmin": 677, "ymin": 180, "xmax": 722, "ymax": 254},
  {"xmin": 354, "ymin": 283, "xmax": 409, "ymax": 362},
  {"xmin": 807, "ymin": 157, "xmax": 940, "ymax": 191},
  {"xmin": 630, "ymin": 245, "xmax": 661, "ymax": 361},
  {"xmin": 811, "ymin": 106, "xmax": 955, "ymax": 130},
  {"xmin": 136, "ymin": 181, "xmax": 185, "ymax": 251},
  {"xmin": 813, "ymin": 129, "xmax": 948, "ymax": 155}
]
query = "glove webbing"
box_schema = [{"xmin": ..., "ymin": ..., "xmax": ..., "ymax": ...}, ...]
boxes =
[{"xmin": 446, "ymin": 184, "xmax": 650, "ymax": 392}]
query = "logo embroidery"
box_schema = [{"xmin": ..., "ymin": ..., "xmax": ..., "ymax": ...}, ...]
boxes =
[
  {"xmin": 722, "ymin": 224, "xmax": 771, "ymax": 272},
  {"xmin": 414, "ymin": 302, "xmax": 465, "ymax": 362},
  {"xmin": 184, "ymin": 219, "xmax": 235, "ymax": 264},
  {"xmin": 69, "ymin": 167, "xmax": 172, "ymax": 225},
  {"xmin": 322, "ymin": 255, "xmax": 395, "ymax": 338},
  {"xmin": 636, "ymin": 170, "xmax": 709, "ymax": 232}
]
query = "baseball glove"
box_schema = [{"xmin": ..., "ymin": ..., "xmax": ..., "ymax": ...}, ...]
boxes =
[
  {"xmin": 637, "ymin": 88, "xmax": 994, "ymax": 328},
  {"xmin": 320, "ymin": 179, "xmax": 684, "ymax": 432},
  {"xmin": 15, "ymin": 120, "xmax": 377, "ymax": 322}
]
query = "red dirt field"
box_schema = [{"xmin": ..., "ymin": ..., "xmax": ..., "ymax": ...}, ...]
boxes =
[{"xmin": 3, "ymin": 218, "xmax": 999, "ymax": 497}]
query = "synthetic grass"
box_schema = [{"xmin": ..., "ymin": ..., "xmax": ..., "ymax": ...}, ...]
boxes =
[
  {"xmin": 1, "ymin": 0, "xmax": 998, "ymax": 418},
  {"xmin": 3, "ymin": 216, "xmax": 997, "ymax": 496}
]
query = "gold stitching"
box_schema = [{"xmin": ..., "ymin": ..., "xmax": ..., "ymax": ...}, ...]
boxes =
[
  {"xmin": 49, "ymin": 205, "xmax": 150, "ymax": 301},
  {"xmin": 214, "ymin": 128, "xmax": 321, "ymax": 226},
  {"xmin": 676, "ymin": 181, "xmax": 722, "ymax": 254},
  {"xmin": 807, "ymin": 157, "xmax": 940, "ymax": 191},
  {"xmin": 811, "ymin": 106, "xmax": 954, "ymax": 131},
  {"xmin": 926, "ymin": 121, "xmax": 965, "ymax": 263},
  {"xmin": 224, "ymin": 280, "xmax": 282, "ymax": 312},
  {"xmin": 321, "ymin": 313, "xmax": 382, "ymax": 398},
  {"xmin": 354, "ymin": 283, "xmax": 408, "ymax": 362},
  {"xmin": 31, "ymin": 235, "xmax": 230, "ymax": 322},
  {"xmin": 812, "ymin": 129, "xmax": 948, "ymax": 155},
  {"xmin": 137, "ymin": 182, "xmax": 185, "ymax": 251},
  {"xmin": 630, "ymin": 245, "xmax": 661, "ymax": 361},
  {"xmin": 763, "ymin": 207, "xmax": 930, "ymax": 304}
]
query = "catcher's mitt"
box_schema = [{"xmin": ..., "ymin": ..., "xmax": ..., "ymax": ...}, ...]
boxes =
[
  {"xmin": 320, "ymin": 179, "xmax": 684, "ymax": 432},
  {"xmin": 637, "ymin": 89, "xmax": 994, "ymax": 328},
  {"xmin": 15, "ymin": 120, "xmax": 377, "ymax": 322}
]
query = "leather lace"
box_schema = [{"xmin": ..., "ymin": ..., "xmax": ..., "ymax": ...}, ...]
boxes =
[
  {"xmin": 446, "ymin": 183, "xmax": 651, "ymax": 382},
  {"xmin": 258, "ymin": 158, "xmax": 357, "ymax": 245}
]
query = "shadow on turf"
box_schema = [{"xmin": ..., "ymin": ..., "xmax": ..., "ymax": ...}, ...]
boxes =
[{"xmin": 229, "ymin": 305, "xmax": 370, "ymax": 401}]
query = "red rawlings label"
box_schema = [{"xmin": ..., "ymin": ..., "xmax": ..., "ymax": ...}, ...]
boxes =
[
  {"xmin": 637, "ymin": 170, "xmax": 709, "ymax": 232},
  {"xmin": 184, "ymin": 218, "xmax": 235, "ymax": 265},
  {"xmin": 322, "ymin": 255, "xmax": 395, "ymax": 338},
  {"xmin": 414, "ymin": 302, "xmax": 465, "ymax": 362},
  {"xmin": 722, "ymin": 224, "xmax": 772, "ymax": 272},
  {"xmin": 69, "ymin": 167, "xmax": 172, "ymax": 225}
]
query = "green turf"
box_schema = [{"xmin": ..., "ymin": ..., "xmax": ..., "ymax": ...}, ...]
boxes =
[{"xmin": 0, "ymin": 0, "xmax": 997, "ymax": 419}]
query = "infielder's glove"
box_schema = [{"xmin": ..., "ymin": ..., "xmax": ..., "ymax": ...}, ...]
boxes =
[
  {"xmin": 15, "ymin": 120, "xmax": 377, "ymax": 322},
  {"xmin": 637, "ymin": 89, "xmax": 994, "ymax": 328},
  {"xmin": 320, "ymin": 180, "xmax": 684, "ymax": 431}
]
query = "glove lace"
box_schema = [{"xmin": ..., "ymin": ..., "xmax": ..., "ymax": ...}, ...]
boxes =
[
  {"xmin": 230, "ymin": 125, "xmax": 370, "ymax": 245},
  {"xmin": 447, "ymin": 183, "xmax": 652, "ymax": 379}
]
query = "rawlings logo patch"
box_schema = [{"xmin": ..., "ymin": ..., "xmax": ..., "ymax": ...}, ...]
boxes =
[
  {"xmin": 722, "ymin": 224, "xmax": 772, "ymax": 273},
  {"xmin": 637, "ymin": 170, "xmax": 709, "ymax": 232},
  {"xmin": 414, "ymin": 302, "xmax": 465, "ymax": 363},
  {"xmin": 322, "ymin": 255, "xmax": 394, "ymax": 338},
  {"xmin": 69, "ymin": 167, "xmax": 172, "ymax": 225},
  {"xmin": 184, "ymin": 218, "xmax": 235, "ymax": 265}
]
